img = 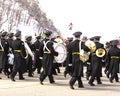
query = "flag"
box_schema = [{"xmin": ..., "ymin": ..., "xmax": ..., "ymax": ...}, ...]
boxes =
[{"xmin": 68, "ymin": 22, "xmax": 73, "ymax": 30}]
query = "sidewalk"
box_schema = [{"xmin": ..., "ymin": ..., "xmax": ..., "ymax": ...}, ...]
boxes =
[{"xmin": 0, "ymin": 68, "xmax": 120, "ymax": 96}]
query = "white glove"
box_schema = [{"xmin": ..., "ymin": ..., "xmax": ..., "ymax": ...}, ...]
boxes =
[
  {"xmin": 32, "ymin": 55, "xmax": 34, "ymax": 61},
  {"xmin": 68, "ymin": 64, "xmax": 72, "ymax": 66},
  {"xmin": 39, "ymin": 57, "xmax": 43, "ymax": 60},
  {"xmin": 87, "ymin": 62, "xmax": 91, "ymax": 65},
  {"xmin": 102, "ymin": 60, "xmax": 105, "ymax": 62}
]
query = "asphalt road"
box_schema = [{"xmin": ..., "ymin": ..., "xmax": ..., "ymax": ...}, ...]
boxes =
[{"xmin": 0, "ymin": 67, "xmax": 120, "ymax": 96}]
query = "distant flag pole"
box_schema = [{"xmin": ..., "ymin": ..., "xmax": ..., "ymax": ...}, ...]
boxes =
[
  {"xmin": 34, "ymin": 32, "xmax": 36, "ymax": 36},
  {"xmin": 68, "ymin": 22, "xmax": 73, "ymax": 30}
]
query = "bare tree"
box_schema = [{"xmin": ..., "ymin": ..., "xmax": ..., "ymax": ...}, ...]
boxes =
[{"xmin": 0, "ymin": 0, "xmax": 60, "ymax": 36}]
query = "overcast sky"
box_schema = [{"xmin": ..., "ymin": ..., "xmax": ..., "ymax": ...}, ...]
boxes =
[{"xmin": 39, "ymin": 0, "xmax": 120, "ymax": 42}]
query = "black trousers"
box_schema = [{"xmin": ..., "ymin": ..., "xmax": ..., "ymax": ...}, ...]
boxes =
[
  {"xmin": 11, "ymin": 69, "xmax": 23, "ymax": 79},
  {"xmin": 86, "ymin": 64, "xmax": 91, "ymax": 78},
  {"xmin": 26, "ymin": 56, "xmax": 33, "ymax": 76},
  {"xmin": 69, "ymin": 76, "xmax": 83, "ymax": 87},
  {"xmin": 39, "ymin": 71, "xmax": 54, "ymax": 83},
  {"xmin": 110, "ymin": 73, "xmax": 119, "ymax": 81},
  {"xmin": 89, "ymin": 76, "xmax": 101, "ymax": 84},
  {"xmin": 64, "ymin": 66, "xmax": 72, "ymax": 76}
]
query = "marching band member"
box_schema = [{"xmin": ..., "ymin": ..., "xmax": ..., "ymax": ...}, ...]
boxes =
[
  {"xmin": 106, "ymin": 40, "xmax": 120, "ymax": 83},
  {"xmin": 39, "ymin": 30, "xmax": 58, "ymax": 85},
  {"xmin": 69, "ymin": 31, "xmax": 90, "ymax": 89},
  {"xmin": 85, "ymin": 37, "xmax": 94, "ymax": 80},
  {"xmin": 0, "ymin": 32, "xmax": 3, "ymax": 79},
  {"xmin": 104, "ymin": 41, "xmax": 111, "ymax": 74},
  {"xmin": 33, "ymin": 36, "xmax": 42, "ymax": 74},
  {"xmin": 64, "ymin": 37, "xmax": 73, "ymax": 77},
  {"xmin": 88, "ymin": 36, "xmax": 105, "ymax": 86},
  {"xmin": 25, "ymin": 36, "xmax": 34, "ymax": 77},
  {"xmin": 7, "ymin": 33, "xmax": 14, "ymax": 77},
  {"xmin": 1, "ymin": 32, "xmax": 9, "ymax": 77},
  {"xmin": 10, "ymin": 30, "xmax": 27, "ymax": 81},
  {"xmin": 81, "ymin": 36, "xmax": 88, "ymax": 78}
]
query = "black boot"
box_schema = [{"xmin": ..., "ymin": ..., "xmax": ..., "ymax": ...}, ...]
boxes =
[
  {"xmin": 39, "ymin": 78, "xmax": 44, "ymax": 85},
  {"xmin": 106, "ymin": 72, "xmax": 109, "ymax": 78},
  {"xmin": 10, "ymin": 76, "xmax": 15, "ymax": 81},
  {"xmin": 109, "ymin": 78, "xmax": 113, "ymax": 83},
  {"xmin": 88, "ymin": 82, "xmax": 95, "ymax": 86},
  {"xmin": 48, "ymin": 75, "xmax": 55, "ymax": 84},
  {"xmin": 64, "ymin": 71, "xmax": 67, "ymax": 78},
  {"xmin": 69, "ymin": 84, "xmax": 74, "ymax": 89},
  {"xmin": 78, "ymin": 85, "xmax": 84, "ymax": 88},
  {"xmin": 19, "ymin": 72, "xmax": 25, "ymax": 80}
]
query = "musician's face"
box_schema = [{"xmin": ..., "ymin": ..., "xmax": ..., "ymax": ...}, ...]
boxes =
[
  {"xmin": 46, "ymin": 35, "xmax": 51, "ymax": 39},
  {"xmin": 18, "ymin": 35, "xmax": 21, "ymax": 40}
]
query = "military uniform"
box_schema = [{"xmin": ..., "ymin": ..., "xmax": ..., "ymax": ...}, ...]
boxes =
[
  {"xmin": 7, "ymin": 33, "xmax": 14, "ymax": 76},
  {"xmin": 64, "ymin": 37, "xmax": 73, "ymax": 77},
  {"xmin": 10, "ymin": 31, "xmax": 27, "ymax": 81},
  {"xmin": 106, "ymin": 40, "xmax": 120, "ymax": 83},
  {"xmin": 85, "ymin": 37, "xmax": 94, "ymax": 80},
  {"xmin": 88, "ymin": 36, "xmax": 105, "ymax": 86},
  {"xmin": 33, "ymin": 36, "xmax": 42, "ymax": 74},
  {"xmin": 1, "ymin": 32, "xmax": 9, "ymax": 76},
  {"xmin": 39, "ymin": 31, "xmax": 58, "ymax": 84},
  {"xmin": 69, "ymin": 32, "xmax": 90, "ymax": 89},
  {"xmin": 25, "ymin": 36, "xmax": 34, "ymax": 77}
]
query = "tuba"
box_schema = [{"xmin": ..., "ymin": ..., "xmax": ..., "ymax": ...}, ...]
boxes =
[
  {"xmin": 79, "ymin": 40, "xmax": 96, "ymax": 63},
  {"xmin": 79, "ymin": 41, "xmax": 91, "ymax": 63},
  {"xmin": 80, "ymin": 49, "xmax": 90, "ymax": 63},
  {"xmin": 96, "ymin": 48, "xmax": 105, "ymax": 57},
  {"xmin": 85, "ymin": 40, "xmax": 96, "ymax": 53}
]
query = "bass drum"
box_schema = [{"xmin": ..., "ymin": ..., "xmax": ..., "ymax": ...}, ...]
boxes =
[{"xmin": 54, "ymin": 43, "xmax": 67, "ymax": 63}]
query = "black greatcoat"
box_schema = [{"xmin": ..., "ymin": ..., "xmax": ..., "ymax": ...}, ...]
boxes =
[
  {"xmin": 91, "ymin": 42, "xmax": 104, "ymax": 77},
  {"xmin": 107, "ymin": 46, "xmax": 120, "ymax": 74},
  {"xmin": 66, "ymin": 42, "xmax": 72, "ymax": 66},
  {"xmin": 12, "ymin": 39, "xmax": 27, "ymax": 73},
  {"xmin": 69, "ymin": 40, "xmax": 89, "ymax": 77},
  {"xmin": 26, "ymin": 42, "xmax": 34, "ymax": 74},
  {"xmin": 39, "ymin": 38, "xmax": 58, "ymax": 75},
  {"xmin": 33, "ymin": 40, "xmax": 42, "ymax": 69},
  {"xmin": 7, "ymin": 38, "xmax": 13, "ymax": 51},
  {"xmin": 0, "ymin": 39, "xmax": 3, "ymax": 69},
  {"xmin": 1, "ymin": 38, "xmax": 9, "ymax": 70},
  {"xmin": 64, "ymin": 42, "xmax": 73, "ymax": 75}
]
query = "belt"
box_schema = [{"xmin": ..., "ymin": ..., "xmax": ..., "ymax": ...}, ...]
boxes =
[
  {"xmin": 92, "ymin": 53, "xmax": 96, "ymax": 55},
  {"xmin": 36, "ymin": 49, "xmax": 39, "ymax": 51},
  {"xmin": 44, "ymin": 51, "xmax": 51, "ymax": 54},
  {"xmin": 0, "ymin": 49, "xmax": 4, "ymax": 52},
  {"xmin": 111, "ymin": 56, "xmax": 120, "ymax": 59},
  {"xmin": 72, "ymin": 52, "xmax": 80, "ymax": 55},
  {"xmin": 14, "ymin": 50, "xmax": 21, "ymax": 52}
]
